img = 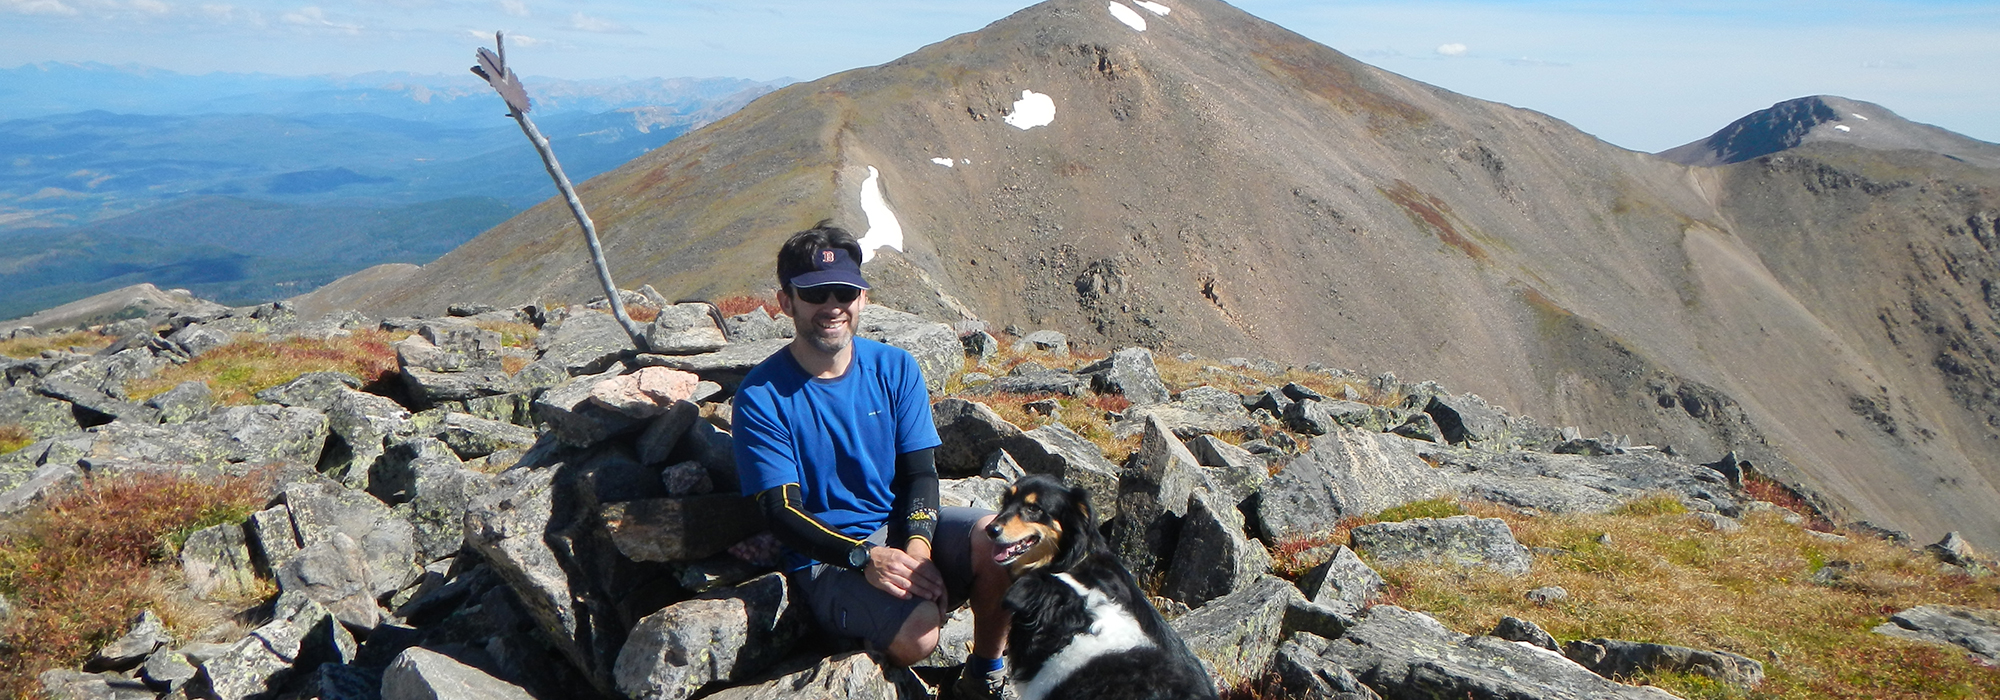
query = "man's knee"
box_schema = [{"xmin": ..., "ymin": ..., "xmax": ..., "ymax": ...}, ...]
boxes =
[{"xmin": 885, "ymin": 600, "xmax": 943, "ymax": 666}]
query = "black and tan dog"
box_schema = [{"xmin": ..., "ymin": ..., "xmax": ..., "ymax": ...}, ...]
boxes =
[{"xmin": 985, "ymin": 474, "xmax": 1217, "ymax": 700}]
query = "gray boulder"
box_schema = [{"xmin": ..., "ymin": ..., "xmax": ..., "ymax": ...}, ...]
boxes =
[
  {"xmin": 1252, "ymin": 430, "xmax": 1451, "ymax": 541},
  {"xmin": 643, "ymin": 303, "xmax": 729, "ymax": 356},
  {"xmin": 961, "ymin": 329, "xmax": 1001, "ymax": 367},
  {"xmin": 537, "ymin": 310, "xmax": 635, "ymax": 375},
  {"xmin": 276, "ymin": 531, "xmax": 381, "ymax": 630},
  {"xmin": 180, "ymin": 522, "xmax": 260, "ymax": 600},
  {"xmin": 1310, "ymin": 606, "xmax": 1679, "ymax": 699},
  {"xmin": 190, "ymin": 593, "xmax": 358, "ymax": 700},
  {"xmin": 1430, "ymin": 449, "xmax": 1743, "ymax": 517},
  {"xmin": 1491, "ymin": 616, "xmax": 1561, "ymax": 652},
  {"xmin": 1285, "ymin": 399, "xmax": 1400, "ymax": 436},
  {"xmin": 701, "ymin": 652, "xmax": 919, "ymax": 700},
  {"xmin": 1112, "ymin": 404, "xmax": 1258, "ymax": 442},
  {"xmin": 1424, "ymin": 393, "xmax": 1510, "ymax": 446},
  {"xmin": 1175, "ymin": 386, "xmax": 1248, "ymax": 415},
  {"xmin": 253, "ymin": 371, "xmax": 363, "ymax": 409},
  {"xmin": 1927, "ymin": 531, "xmax": 1983, "ymax": 568},
  {"xmin": 974, "ymin": 363, "xmax": 1088, "ymax": 396},
  {"xmin": 1160, "ymin": 488, "xmax": 1273, "ymax": 607},
  {"xmin": 284, "ymin": 479, "xmax": 422, "ymax": 599},
  {"xmin": 1186, "ymin": 434, "xmax": 1269, "ymax": 507},
  {"xmin": 381, "ymin": 647, "xmax": 536, "ymax": 700},
  {"xmin": 315, "ymin": 387, "xmax": 417, "ymax": 487},
  {"xmin": 167, "ymin": 325, "xmax": 232, "ymax": 358},
  {"xmin": 1349, "ymin": 516, "xmax": 1533, "ymax": 575},
  {"xmin": 0, "ymin": 387, "xmax": 78, "ymax": 442},
  {"xmin": 1081, "ymin": 347, "xmax": 1171, "ymax": 406},
  {"xmin": 1295, "ymin": 546, "xmax": 1383, "ymax": 612},
  {"xmin": 1563, "ymin": 638, "xmax": 1765, "ymax": 689},
  {"xmin": 1170, "ymin": 575, "xmax": 1302, "ymax": 684},
  {"xmin": 613, "ymin": 572, "xmax": 806, "ymax": 700},
  {"xmin": 932, "ymin": 398, "xmax": 1022, "ymax": 477},
  {"xmin": 1008, "ymin": 423, "xmax": 1123, "ymax": 523},
  {"xmin": 858, "ymin": 305, "xmax": 964, "ymax": 394},
  {"xmin": 36, "ymin": 670, "xmax": 156, "ymax": 700},
  {"xmin": 940, "ymin": 476, "xmax": 1010, "ymax": 511},
  {"xmin": 636, "ymin": 400, "xmax": 702, "ymax": 467},
  {"xmin": 533, "ymin": 366, "xmax": 642, "ymax": 447},
  {"xmin": 1270, "ymin": 634, "xmax": 1383, "ymax": 700},
  {"xmin": 721, "ymin": 307, "xmax": 792, "ymax": 342},
  {"xmin": 400, "ymin": 366, "xmax": 517, "ymax": 405},
  {"xmin": 1108, "ymin": 416, "xmax": 1204, "ymax": 581},
  {"xmin": 1871, "ymin": 604, "xmax": 2000, "ymax": 665},
  {"xmin": 1012, "ymin": 330, "xmax": 1069, "ymax": 356},
  {"xmin": 436, "ymin": 411, "xmax": 537, "ymax": 460},
  {"xmin": 601, "ymin": 495, "xmax": 765, "ymax": 563},
  {"xmin": 86, "ymin": 610, "xmax": 171, "ymax": 672},
  {"xmin": 461, "ymin": 465, "xmax": 621, "ymax": 695},
  {"xmin": 143, "ymin": 380, "xmax": 214, "ymax": 424},
  {"xmin": 246, "ymin": 504, "xmax": 302, "ymax": 574}
]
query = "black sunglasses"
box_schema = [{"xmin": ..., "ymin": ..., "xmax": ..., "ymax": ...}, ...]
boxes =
[{"xmin": 791, "ymin": 286, "xmax": 862, "ymax": 304}]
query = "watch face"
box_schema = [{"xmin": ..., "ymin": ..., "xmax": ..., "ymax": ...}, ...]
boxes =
[{"xmin": 850, "ymin": 543, "xmax": 870, "ymax": 568}]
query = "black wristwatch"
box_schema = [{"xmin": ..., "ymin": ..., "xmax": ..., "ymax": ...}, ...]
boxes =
[{"xmin": 847, "ymin": 541, "xmax": 878, "ymax": 570}]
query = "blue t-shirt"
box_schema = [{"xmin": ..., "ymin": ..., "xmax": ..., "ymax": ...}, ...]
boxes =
[{"xmin": 734, "ymin": 337, "xmax": 942, "ymax": 550}]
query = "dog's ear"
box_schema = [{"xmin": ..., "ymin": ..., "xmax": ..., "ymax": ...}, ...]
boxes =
[{"xmin": 1069, "ymin": 482, "xmax": 1095, "ymax": 523}]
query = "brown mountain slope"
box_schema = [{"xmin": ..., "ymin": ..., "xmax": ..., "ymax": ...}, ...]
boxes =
[{"xmin": 301, "ymin": 0, "xmax": 2000, "ymax": 547}]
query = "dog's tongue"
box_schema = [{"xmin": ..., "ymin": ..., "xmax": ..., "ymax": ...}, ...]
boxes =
[{"xmin": 994, "ymin": 539, "xmax": 1030, "ymax": 563}]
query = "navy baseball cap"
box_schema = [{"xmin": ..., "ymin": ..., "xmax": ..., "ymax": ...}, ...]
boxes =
[{"xmin": 784, "ymin": 247, "xmax": 871, "ymax": 290}]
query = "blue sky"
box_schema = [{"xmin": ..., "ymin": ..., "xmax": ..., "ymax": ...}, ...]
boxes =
[{"xmin": 1, "ymin": 0, "xmax": 1995, "ymax": 152}]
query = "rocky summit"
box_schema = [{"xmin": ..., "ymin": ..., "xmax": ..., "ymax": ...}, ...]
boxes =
[
  {"xmin": 266, "ymin": 0, "xmax": 2000, "ymax": 552},
  {"xmin": 8, "ymin": 292, "xmax": 1997, "ymax": 699}
]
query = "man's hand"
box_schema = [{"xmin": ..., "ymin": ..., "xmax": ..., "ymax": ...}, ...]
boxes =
[{"xmin": 864, "ymin": 543, "xmax": 945, "ymax": 603}]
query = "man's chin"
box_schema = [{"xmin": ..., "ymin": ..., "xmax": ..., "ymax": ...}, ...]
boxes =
[{"xmin": 805, "ymin": 333, "xmax": 851, "ymax": 355}]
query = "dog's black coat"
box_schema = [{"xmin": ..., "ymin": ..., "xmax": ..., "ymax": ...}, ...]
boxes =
[{"xmin": 994, "ymin": 475, "xmax": 1217, "ymax": 700}]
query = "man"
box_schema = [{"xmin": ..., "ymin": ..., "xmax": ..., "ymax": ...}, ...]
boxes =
[{"xmin": 732, "ymin": 224, "xmax": 1013, "ymax": 699}]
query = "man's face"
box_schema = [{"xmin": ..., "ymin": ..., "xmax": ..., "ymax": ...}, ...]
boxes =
[{"xmin": 781, "ymin": 284, "xmax": 866, "ymax": 355}]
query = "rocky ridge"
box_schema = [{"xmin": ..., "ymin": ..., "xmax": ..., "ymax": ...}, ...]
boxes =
[{"xmin": 5, "ymin": 292, "xmax": 1998, "ymax": 700}]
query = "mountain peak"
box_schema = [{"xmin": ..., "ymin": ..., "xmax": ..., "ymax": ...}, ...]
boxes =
[{"xmin": 1659, "ymin": 95, "xmax": 2000, "ymax": 168}]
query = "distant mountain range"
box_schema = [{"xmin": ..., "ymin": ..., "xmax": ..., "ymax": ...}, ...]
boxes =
[{"xmin": 0, "ymin": 62, "xmax": 787, "ymax": 315}]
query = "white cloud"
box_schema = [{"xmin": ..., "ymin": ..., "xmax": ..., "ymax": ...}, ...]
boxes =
[
  {"xmin": 566, "ymin": 11, "xmax": 636, "ymax": 34},
  {"xmin": 129, "ymin": 0, "xmax": 167, "ymax": 14},
  {"xmin": 282, "ymin": 5, "xmax": 361, "ymax": 33},
  {"xmin": 505, "ymin": 32, "xmax": 547, "ymax": 47},
  {"xmin": 1436, "ymin": 43, "xmax": 1468, "ymax": 57},
  {"xmin": 1, "ymin": 0, "xmax": 79, "ymax": 16},
  {"xmin": 498, "ymin": 0, "xmax": 526, "ymax": 18}
]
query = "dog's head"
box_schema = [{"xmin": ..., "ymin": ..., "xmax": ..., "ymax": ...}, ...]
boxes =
[{"xmin": 986, "ymin": 474, "xmax": 1102, "ymax": 576}]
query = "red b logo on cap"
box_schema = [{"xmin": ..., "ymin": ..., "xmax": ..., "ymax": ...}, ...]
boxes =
[{"xmin": 822, "ymin": 251, "xmax": 835, "ymax": 263}]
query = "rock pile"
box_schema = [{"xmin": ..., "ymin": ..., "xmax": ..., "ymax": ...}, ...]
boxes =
[{"xmin": 6, "ymin": 293, "xmax": 1977, "ymax": 700}]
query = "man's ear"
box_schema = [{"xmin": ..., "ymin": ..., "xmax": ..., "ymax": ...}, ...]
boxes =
[{"xmin": 776, "ymin": 287, "xmax": 795, "ymax": 317}]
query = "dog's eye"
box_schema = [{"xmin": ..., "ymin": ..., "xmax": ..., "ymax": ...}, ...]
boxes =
[{"xmin": 1022, "ymin": 504, "xmax": 1043, "ymax": 518}]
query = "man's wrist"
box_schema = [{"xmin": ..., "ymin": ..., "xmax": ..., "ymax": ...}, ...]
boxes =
[{"xmin": 846, "ymin": 540, "xmax": 877, "ymax": 570}]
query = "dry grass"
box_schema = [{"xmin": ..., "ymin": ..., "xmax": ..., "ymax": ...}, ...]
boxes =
[
  {"xmin": 0, "ymin": 331, "xmax": 113, "ymax": 360},
  {"xmin": 0, "ymin": 471, "xmax": 269, "ymax": 697},
  {"xmin": 716, "ymin": 292, "xmax": 782, "ymax": 318},
  {"xmin": 472, "ymin": 319, "xmax": 541, "ymax": 348},
  {"xmin": 0, "ymin": 425, "xmax": 32, "ymax": 457},
  {"xmin": 126, "ymin": 330, "xmax": 401, "ymax": 405},
  {"xmin": 1373, "ymin": 499, "xmax": 2000, "ymax": 699}
]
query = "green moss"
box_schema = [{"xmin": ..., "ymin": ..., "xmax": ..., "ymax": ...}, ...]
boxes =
[{"xmin": 1375, "ymin": 499, "xmax": 1464, "ymax": 523}]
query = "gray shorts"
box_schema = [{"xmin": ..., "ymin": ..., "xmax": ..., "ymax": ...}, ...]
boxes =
[{"xmin": 794, "ymin": 506, "xmax": 991, "ymax": 651}]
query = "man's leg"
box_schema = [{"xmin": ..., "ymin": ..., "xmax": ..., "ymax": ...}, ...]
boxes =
[{"xmin": 884, "ymin": 598, "xmax": 943, "ymax": 666}]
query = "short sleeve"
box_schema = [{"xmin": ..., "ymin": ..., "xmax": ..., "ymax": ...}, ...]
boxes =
[{"xmin": 732, "ymin": 384, "xmax": 801, "ymax": 497}]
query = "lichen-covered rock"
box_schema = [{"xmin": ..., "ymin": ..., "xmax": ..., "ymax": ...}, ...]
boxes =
[
  {"xmin": 1295, "ymin": 546, "xmax": 1383, "ymax": 612},
  {"xmin": 0, "ymin": 387, "xmax": 78, "ymax": 442},
  {"xmin": 534, "ymin": 365, "xmax": 643, "ymax": 447},
  {"xmin": 1012, "ymin": 330, "xmax": 1069, "ymax": 356},
  {"xmin": 644, "ymin": 303, "xmax": 729, "ymax": 356},
  {"xmin": 37, "ymin": 669, "xmax": 157, "ymax": 700},
  {"xmin": 190, "ymin": 593, "xmax": 357, "ymax": 700},
  {"xmin": 283, "ymin": 479, "xmax": 422, "ymax": 599},
  {"xmin": 144, "ymin": 380, "xmax": 215, "ymax": 425},
  {"xmin": 1349, "ymin": 516, "xmax": 1533, "ymax": 575},
  {"xmin": 276, "ymin": 531, "xmax": 381, "ymax": 630},
  {"xmin": 381, "ymin": 647, "xmax": 536, "ymax": 700},
  {"xmin": 1081, "ymin": 347, "xmax": 1171, "ymax": 406},
  {"xmin": 86, "ymin": 610, "xmax": 171, "ymax": 672},
  {"xmin": 1170, "ymin": 575, "xmax": 1302, "ymax": 684},
  {"xmin": 932, "ymin": 398, "xmax": 1023, "ymax": 477},
  {"xmin": 181, "ymin": 523, "xmax": 259, "ymax": 600},
  {"xmin": 537, "ymin": 310, "xmax": 635, "ymax": 376},
  {"xmin": 1430, "ymin": 449, "xmax": 1743, "ymax": 517},
  {"xmin": 1871, "ymin": 604, "xmax": 2000, "ymax": 665},
  {"xmin": 1491, "ymin": 616, "xmax": 1560, "ymax": 652},
  {"xmin": 700, "ymin": 652, "xmax": 920, "ymax": 700},
  {"xmin": 1160, "ymin": 489, "xmax": 1272, "ymax": 607},
  {"xmin": 1007, "ymin": 423, "xmax": 1123, "ymax": 523},
  {"xmin": 1251, "ymin": 430, "xmax": 1450, "ymax": 541},
  {"xmin": 1108, "ymin": 416, "xmax": 1205, "ymax": 581},
  {"xmin": 1563, "ymin": 638, "xmax": 1765, "ymax": 689},
  {"xmin": 1270, "ymin": 634, "xmax": 1382, "ymax": 700},
  {"xmin": 613, "ymin": 573, "xmax": 806, "ymax": 700},
  {"xmin": 1312, "ymin": 606, "xmax": 1679, "ymax": 699},
  {"xmin": 437, "ymin": 412, "xmax": 538, "ymax": 460}
]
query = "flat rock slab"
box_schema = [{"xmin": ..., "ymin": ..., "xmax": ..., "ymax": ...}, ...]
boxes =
[
  {"xmin": 1429, "ymin": 449, "xmax": 1742, "ymax": 516},
  {"xmin": 1872, "ymin": 604, "xmax": 2000, "ymax": 665},
  {"xmin": 1349, "ymin": 515, "xmax": 1533, "ymax": 575},
  {"xmin": 1312, "ymin": 606, "xmax": 1682, "ymax": 699},
  {"xmin": 1253, "ymin": 430, "xmax": 1450, "ymax": 541},
  {"xmin": 381, "ymin": 647, "xmax": 536, "ymax": 700},
  {"xmin": 701, "ymin": 652, "xmax": 918, "ymax": 700}
]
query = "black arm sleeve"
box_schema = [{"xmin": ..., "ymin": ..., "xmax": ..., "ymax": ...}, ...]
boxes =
[
  {"xmin": 755, "ymin": 483, "xmax": 866, "ymax": 569},
  {"xmin": 892, "ymin": 447, "xmax": 941, "ymax": 548}
]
